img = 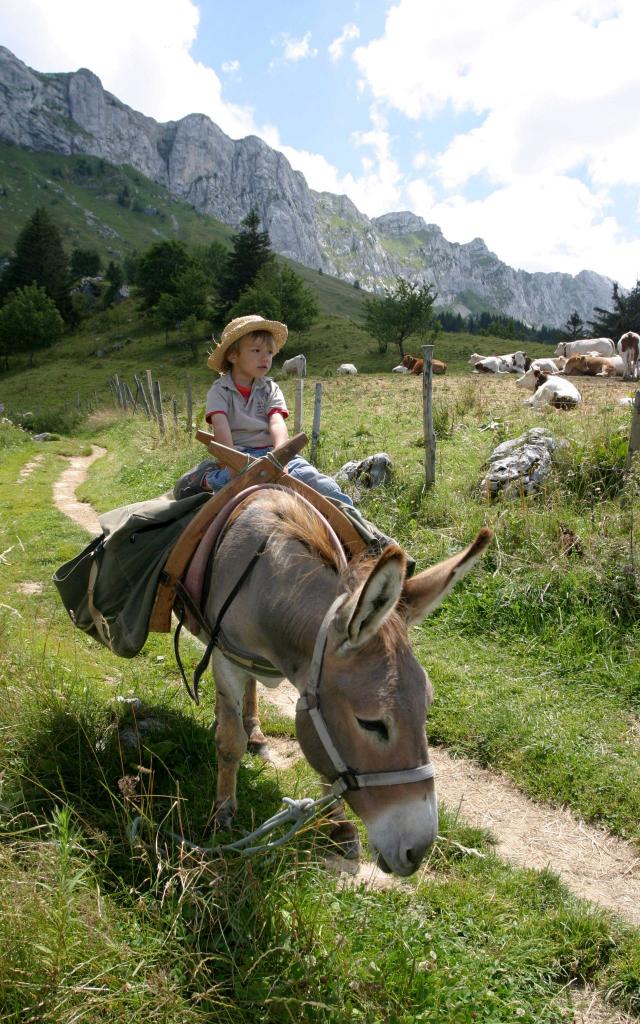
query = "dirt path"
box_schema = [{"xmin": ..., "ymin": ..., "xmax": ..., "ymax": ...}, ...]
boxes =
[
  {"xmin": 52, "ymin": 446, "xmax": 106, "ymax": 535},
  {"xmin": 53, "ymin": 448, "xmax": 639, "ymax": 1022}
]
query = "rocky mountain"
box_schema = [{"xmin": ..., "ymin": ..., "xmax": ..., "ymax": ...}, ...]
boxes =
[{"xmin": 0, "ymin": 45, "xmax": 615, "ymax": 327}]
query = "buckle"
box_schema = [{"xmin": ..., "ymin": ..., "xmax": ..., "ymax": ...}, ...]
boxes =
[{"xmin": 338, "ymin": 769, "xmax": 360, "ymax": 791}]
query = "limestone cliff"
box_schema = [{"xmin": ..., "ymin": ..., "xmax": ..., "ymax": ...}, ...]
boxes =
[{"xmin": 0, "ymin": 46, "xmax": 615, "ymax": 327}]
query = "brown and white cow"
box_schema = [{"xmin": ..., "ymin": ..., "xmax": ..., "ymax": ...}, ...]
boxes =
[
  {"xmin": 617, "ymin": 332, "xmax": 640, "ymax": 380},
  {"xmin": 563, "ymin": 354, "xmax": 623, "ymax": 377},
  {"xmin": 401, "ymin": 353, "xmax": 447, "ymax": 374}
]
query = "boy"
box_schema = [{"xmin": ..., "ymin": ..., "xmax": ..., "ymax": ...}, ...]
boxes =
[{"xmin": 173, "ymin": 314, "xmax": 354, "ymax": 505}]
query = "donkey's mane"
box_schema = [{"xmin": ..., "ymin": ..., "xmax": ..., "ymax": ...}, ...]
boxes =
[{"xmin": 229, "ymin": 488, "xmax": 407, "ymax": 652}]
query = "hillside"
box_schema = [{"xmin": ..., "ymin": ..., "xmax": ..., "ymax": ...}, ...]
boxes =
[{"xmin": 0, "ymin": 143, "xmax": 367, "ymax": 322}]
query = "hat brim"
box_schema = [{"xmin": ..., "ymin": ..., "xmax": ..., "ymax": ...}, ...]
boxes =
[{"xmin": 207, "ymin": 318, "xmax": 288, "ymax": 371}]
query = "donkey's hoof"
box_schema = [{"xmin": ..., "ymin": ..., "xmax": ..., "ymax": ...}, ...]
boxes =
[
  {"xmin": 247, "ymin": 740, "xmax": 272, "ymax": 761},
  {"xmin": 213, "ymin": 801, "xmax": 236, "ymax": 830},
  {"xmin": 329, "ymin": 821, "xmax": 361, "ymax": 861}
]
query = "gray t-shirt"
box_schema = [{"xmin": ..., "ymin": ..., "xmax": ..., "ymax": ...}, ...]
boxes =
[{"xmin": 205, "ymin": 373, "xmax": 289, "ymax": 448}]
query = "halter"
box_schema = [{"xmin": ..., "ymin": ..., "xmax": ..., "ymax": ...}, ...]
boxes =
[{"xmin": 296, "ymin": 593, "xmax": 436, "ymax": 797}]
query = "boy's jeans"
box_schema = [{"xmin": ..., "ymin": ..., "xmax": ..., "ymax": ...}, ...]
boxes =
[{"xmin": 203, "ymin": 446, "xmax": 355, "ymax": 507}]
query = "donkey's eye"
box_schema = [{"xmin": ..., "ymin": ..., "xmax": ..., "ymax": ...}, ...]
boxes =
[{"xmin": 356, "ymin": 717, "xmax": 389, "ymax": 742}]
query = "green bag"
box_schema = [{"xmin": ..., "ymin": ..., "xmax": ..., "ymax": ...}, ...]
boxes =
[{"xmin": 53, "ymin": 491, "xmax": 209, "ymax": 658}]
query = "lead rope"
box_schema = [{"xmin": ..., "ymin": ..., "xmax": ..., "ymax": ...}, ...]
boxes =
[{"xmin": 127, "ymin": 792, "xmax": 340, "ymax": 859}]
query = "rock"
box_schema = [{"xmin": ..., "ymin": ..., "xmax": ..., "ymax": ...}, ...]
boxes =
[
  {"xmin": 336, "ymin": 452, "xmax": 393, "ymax": 489},
  {"xmin": 480, "ymin": 428, "xmax": 559, "ymax": 498},
  {"xmin": 33, "ymin": 432, "xmax": 58, "ymax": 441}
]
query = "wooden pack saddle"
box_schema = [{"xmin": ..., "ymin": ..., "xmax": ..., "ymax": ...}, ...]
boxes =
[{"xmin": 148, "ymin": 430, "xmax": 367, "ymax": 633}]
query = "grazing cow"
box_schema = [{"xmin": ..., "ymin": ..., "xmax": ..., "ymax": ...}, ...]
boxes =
[
  {"xmin": 337, "ymin": 363, "xmax": 358, "ymax": 375},
  {"xmin": 282, "ymin": 353, "xmax": 307, "ymax": 378},
  {"xmin": 524, "ymin": 370, "xmax": 582, "ymax": 409},
  {"xmin": 563, "ymin": 354, "xmax": 623, "ymax": 377},
  {"xmin": 554, "ymin": 337, "xmax": 615, "ymax": 357},
  {"xmin": 617, "ymin": 332, "xmax": 640, "ymax": 380}
]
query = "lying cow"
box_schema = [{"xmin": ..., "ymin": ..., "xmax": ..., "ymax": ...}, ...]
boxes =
[
  {"xmin": 401, "ymin": 353, "xmax": 447, "ymax": 374},
  {"xmin": 618, "ymin": 331, "xmax": 640, "ymax": 380},
  {"xmin": 554, "ymin": 337, "xmax": 615, "ymax": 357},
  {"xmin": 563, "ymin": 354, "xmax": 623, "ymax": 377},
  {"xmin": 523, "ymin": 370, "xmax": 582, "ymax": 409},
  {"xmin": 473, "ymin": 356, "xmax": 511, "ymax": 374},
  {"xmin": 282, "ymin": 353, "xmax": 307, "ymax": 378},
  {"xmin": 530, "ymin": 356, "xmax": 567, "ymax": 373},
  {"xmin": 501, "ymin": 351, "xmax": 531, "ymax": 373},
  {"xmin": 337, "ymin": 363, "xmax": 358, "ymax": 375}
]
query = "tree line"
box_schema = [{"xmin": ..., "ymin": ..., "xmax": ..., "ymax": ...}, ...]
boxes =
[{"xmin": 0, "ymin": 207, "xmax": 318, "ymax": 369}]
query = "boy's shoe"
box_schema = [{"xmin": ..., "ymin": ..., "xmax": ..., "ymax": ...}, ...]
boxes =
[{"xmin": 173, "ymin": 460, "xmax": 218, "ymax": 500}]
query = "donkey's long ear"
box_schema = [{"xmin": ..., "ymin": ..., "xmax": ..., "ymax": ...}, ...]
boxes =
[
  {"xmin": 335, "ymin": 544, "xmax": 406, "ymax": 652},
  {"xmin": 401, "ymin": 528, "xmax": 492, "ymax": 626}
]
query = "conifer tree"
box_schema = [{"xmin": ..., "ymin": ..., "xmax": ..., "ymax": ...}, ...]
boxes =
[
  {"xmin": 589, "ymin": 281, "xmax": 640, "ymax": 338},
  {"xmin": 218, "ymin": 208, "xmax": 274, "ymax": 314},
  {"xmin": 0, "ymin": 284, "xmax": 64, "ymax": 369},
  {"xmin": 0, "ymin": 207, "xmax": 72, "ymax": 322}
]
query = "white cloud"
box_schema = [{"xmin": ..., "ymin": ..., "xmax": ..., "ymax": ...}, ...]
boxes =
[
  {"xmin": 281, "ymin": 32, "xmax": 317, "ymax": 63},
  {"xmin": 353, "ymin": 0, "xmax": 640, "ymax": 284},
  {"xmin": 0, "ymin": 0, "xmax": 257, "ymax": 139},
  {"xmin": 328, "ymin": 23, "xmax": 360, "ymax": 62},
  {"xmin": 221, "ymin": 59, "xmax": 240, "ymax": 74}
]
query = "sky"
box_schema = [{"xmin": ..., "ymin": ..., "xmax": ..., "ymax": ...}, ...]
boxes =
[{"xmin": 1, "ymin": 0, "xmax": 640, "ymax": 288}]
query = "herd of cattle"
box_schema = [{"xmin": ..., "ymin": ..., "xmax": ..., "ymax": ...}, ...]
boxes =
[{"xmin": 280, "ymin": 332, "xmax": 639, "ymax": 409}]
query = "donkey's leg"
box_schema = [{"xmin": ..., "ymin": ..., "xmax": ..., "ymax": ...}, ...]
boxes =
[
  {"xmin": 243, "ymin": 679, "xmax": 271, "ymax": 760},
  {"xmin": 212, "ymin": 656, "xmax": 249, "ymax": 829},
  {"xmin": 323, "ymin": 784, "xmax": 361, "ymax": 860}
]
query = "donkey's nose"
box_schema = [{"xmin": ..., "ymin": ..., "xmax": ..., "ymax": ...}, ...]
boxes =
[{"xmin": 403, "ymin": 842, "xmax": 428, "ymax": 872}]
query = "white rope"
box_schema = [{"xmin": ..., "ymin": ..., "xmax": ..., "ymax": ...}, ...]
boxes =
[{"xmin": 127, "ymin": 792, "xmax": 340, "ymax": 859}]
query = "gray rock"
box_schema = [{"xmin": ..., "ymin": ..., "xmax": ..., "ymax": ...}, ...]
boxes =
[
  {"xmin": 336, "ymin": 452, "xmax": 393, "ymax": 489},
  {"xmin": 480, "ymin": 428, "xmax": 559, "ymax": 498}
]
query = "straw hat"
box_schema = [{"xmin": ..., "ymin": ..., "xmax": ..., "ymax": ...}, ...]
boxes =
[{"xmin": 207, "ymin": 314, "xmax": 288, "ymax": 371}]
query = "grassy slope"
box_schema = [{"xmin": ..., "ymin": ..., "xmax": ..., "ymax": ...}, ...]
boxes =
[
  {"xmin": 0, "ymin": 142, "xmax": 365, "ymax": 321},
  {"xmin": 0, "ymin": 419, "xmax": 639, "ymax": 1023}
]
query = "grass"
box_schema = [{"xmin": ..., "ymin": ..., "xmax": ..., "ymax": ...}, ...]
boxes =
[{"xmin": 1, "ymin": 307, "xmax": 640, "ymax": 1019}]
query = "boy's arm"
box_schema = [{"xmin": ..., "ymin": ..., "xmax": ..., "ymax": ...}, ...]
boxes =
[
  {"xmin": 268, "ymin": 411, "xmax": 289, "ymax": 449},
  {"xmin": 209, "ymin": 413, "xmax": 241, "ymax": 476}
]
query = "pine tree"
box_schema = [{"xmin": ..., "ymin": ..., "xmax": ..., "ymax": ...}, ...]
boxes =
[
  {"xmin": 562, "ymin": 311, "xmax": 584, "ymax": 340},
  {"xmin": 0, "ymin": 207, "xmax": 72, "ymax": 322},
  {"xmin": 218, "ymin": 209, "xmax": 273, "ymax": 314},
  {"xmin": 589, "ymin": 281, "xmax": 640, "ymax": 338},
  {"xmin": 0, "ymin": 284, "xmax": 64, "ymax": 369}
]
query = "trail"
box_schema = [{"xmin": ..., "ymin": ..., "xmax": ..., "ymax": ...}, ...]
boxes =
[{"xmin": 52, "ymin": 447, "xmax": 639, "ymax": 1023}]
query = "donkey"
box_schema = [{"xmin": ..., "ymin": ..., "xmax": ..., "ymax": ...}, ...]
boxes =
[{"xmin": 199, "ymin": 487, "xmax": 491, "ymax": 877}]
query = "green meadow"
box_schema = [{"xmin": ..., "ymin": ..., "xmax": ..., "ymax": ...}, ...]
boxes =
[{"xmin": 1, "ymin": 295, "xmax": 639, "ymax": 1021}]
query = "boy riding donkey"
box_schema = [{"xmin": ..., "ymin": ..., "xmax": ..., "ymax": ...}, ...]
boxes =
[{"xmin": 174, "ymin": 314, "xmax": 408, "ymax": 567}]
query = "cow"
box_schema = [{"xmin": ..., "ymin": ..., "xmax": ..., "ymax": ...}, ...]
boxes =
[
  {"xmin": 337, "ymin": 363, "xmax": 358, "ymax": 375},
  {"xmin": 530, "ymin": 357, "xmax": 567, "ymax": 373},
  {"xmin": 563, "ymin": 354, "xmax": 623, "ymax": 377},
  {"xmin": 617, "ymin": 332, "xmax": 640, "ymax": 380},
  {"xmin": 282, "ymin": 353, "xmax": 307, "ymax": 378},
  {"xmin": 523, "ymin": 369, "xmax": 582, "ymax": 409},
  {"xmin": 553, "ymin": 338, "xmax": 615, "ymax": 357},
  {"xmin": 500, "ymin": 351, "xmax": 531, "ymax": 373},
  {"xmin": 401, "ymin": 353, "xmax": 447, "ymax": 375},
  {"xmin": 473, "ymin": 357, "xmax": 511, "ymax": 374}
]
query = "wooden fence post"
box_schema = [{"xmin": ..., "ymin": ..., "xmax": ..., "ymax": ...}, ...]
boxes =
[
  {"xmin": 422, "ymin": 344, "xmax": 436, "ymax": 488},
  {"xmin": 113, "ymin": 374, "xmax": 122, "ymax": 408},
  {"xmin": 152, "ymin": 380, "xmax": 166, "ymax": 436},
  {"xmin": 124, "ymin": 381, "xmax": 137, "ymax": 412},
  {"xmin": 186, "ymin": 379, "xmax": 193, "ymax": 433},
  {"xmin": 172, "ymin": 398, "xmax": 179, "ymax": 427},
  {"xmin": 310, "ymin": 382, "xmax": 323, "ymax": 463},
  {"xmin": 134, "ymin": 375, "xmax": 151, "ymax": 418},
  {"xmin": 625, "ymin": 389, "xmax": 640, "ymax": 472},
  {"xmin": 146, "ymin": 370, "xmax": 157, "ymax": 420},
  {"xmin": 294, "ymin": 378, "xmax": 304, "ymax": 433}
]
